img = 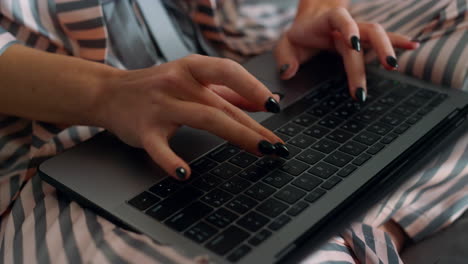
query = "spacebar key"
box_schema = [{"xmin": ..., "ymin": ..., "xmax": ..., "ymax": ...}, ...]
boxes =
[
  {"xmin": 146, "ymin": 186, "xmax": 203, "ymax": 221},
  {"xmin": 206, "ymin": 226, "xmax": 249, "ymax": 256}
]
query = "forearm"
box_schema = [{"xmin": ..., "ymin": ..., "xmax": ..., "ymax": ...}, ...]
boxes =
[{"xmin": 0, "ymin": 44, "xmax": 120, "ymax": 126}]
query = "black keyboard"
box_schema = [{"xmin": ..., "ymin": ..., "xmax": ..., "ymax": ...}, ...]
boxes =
[{"xmin": 127, "ymin": 78, "xmax": 447, "ymax": 262}]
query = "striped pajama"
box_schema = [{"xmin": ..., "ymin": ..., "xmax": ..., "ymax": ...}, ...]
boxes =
[{"xmin": 0, "ymin": 0, "xmax": 466, "ymax": 263}]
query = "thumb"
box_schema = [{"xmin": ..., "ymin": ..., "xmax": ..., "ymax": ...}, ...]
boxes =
[
  {"xmin": 274, "ymin": 35, "xmax": 301, "ymax": 80},
  {"xmin": 143, "ymin": 133, "xmax": 192, "ymax": 181}
]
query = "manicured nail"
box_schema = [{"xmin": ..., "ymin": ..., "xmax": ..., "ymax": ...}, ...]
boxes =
[
  {"xmin": 272, "ymin": 92, "xmax": 285, "ymax": 100},
  {"xmin": 175, "ymin": 167, "xmax": 187, "ymax": 180},
  {"xmin": 258, "ymin": 140, "xmax": 276, "ymax": 155},
  {"xmin": 279, "ymin": 64, "xmax": 290, "ymax": 76},
  {"xmin": 265, "ymin": 97, "xmax": 281, "ymax": 113},
  {"xmin": 355, "ymin": 87, "xmax": 366, "ymax": 103},
  {"xmin": 386, "ymin": 56, "xmax": 399, "ymax": 69},
  {"xmin": 351, "ymin": 36, "xmax": 361, "ymax": 52},
  {"xmin": 274, "ymin": 143, "xmax": 289, "ymax": 158}
]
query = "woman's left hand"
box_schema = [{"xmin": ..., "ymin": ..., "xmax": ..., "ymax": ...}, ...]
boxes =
[{"xmin": 274, "ymin": 7, "xmax": 419, "ymax": 102}]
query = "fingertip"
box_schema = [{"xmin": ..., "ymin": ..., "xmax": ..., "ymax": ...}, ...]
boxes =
[
  {"xmin": 174, "ymin": 165, "xmax": 191, "ymax": 181},
  {"xmin": 279, "ymin": 62, "xmax": 299, "ymax": 80}
]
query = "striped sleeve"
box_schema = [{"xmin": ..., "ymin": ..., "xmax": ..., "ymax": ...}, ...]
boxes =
[{"xmin": 0, "ymin": 26, "xmax": 19, "ymax": 55}]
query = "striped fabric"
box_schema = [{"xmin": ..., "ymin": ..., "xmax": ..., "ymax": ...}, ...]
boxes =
[{"xmin": 0, "ymin": 0, "xmax": 466, "ymax": 263}]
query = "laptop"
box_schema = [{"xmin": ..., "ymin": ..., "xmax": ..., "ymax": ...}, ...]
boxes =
[
  {"xmin": 38, "ymin": 50, "xmax": 468, "ymax": 263},
  {"xmin": 38, "ymin": 1, "xmax": 468, "ymax": 262}
]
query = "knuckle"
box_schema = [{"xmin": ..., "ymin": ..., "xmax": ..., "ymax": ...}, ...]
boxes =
[
  {"xmin": 368, "ymin": 23, "xmax": 384, "ymax": 32},
  {"xmin": 196, "ymin": 107, "xmax": 220, "ymax": 125},
  {"xmin": 331, "ymin": 7, "xmax": 348, "ymax": 16},
  {"xmin": 218, "ymin": 58, "xmax": 241, "ymax": 74},
  {"xmin": 158, "ymin": 69, "xmax": 182, "ymax": 87}
]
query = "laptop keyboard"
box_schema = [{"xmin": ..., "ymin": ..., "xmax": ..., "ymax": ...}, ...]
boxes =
[{"xmin": 127, "ymin": 78, "xmax": 447, "ymax": 262}]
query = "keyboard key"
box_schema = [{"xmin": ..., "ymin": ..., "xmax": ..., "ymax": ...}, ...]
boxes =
[
  {"xmin": 381, "ymin": 133, "xmax": 399, "ymax": 144},
  {"xmin": 128, "ymin": 192, "xmax": 160, "ymax": 211},
  {"xmin": 287, "ymin": 201, "xmax": 309, "ymax": 216},
  {"xmin": 191, "ymin": 158, "xmax": 218, "ymax": 173},
  {"xmin": 268, "ymin": 215, "xmax": 291, "ymax": 231},
  {"xmin": 352, "ymin": 153, "xmax": 372, "ymax": 166},
  {"xmin": 308, "ymin": 106, "xmax": 329, "ymax": 117},
  {"xmin": 249, "ymin": 229, "xmax": 272, "ymax": 246},
  {"xmin": 312, "ymin": 139, "xmax": 340, "ymax": 154},
  {"xmin": 293, "ymin": 114, "xmax": 317, "ymax": 127},
  {"xmin": 283, "ymin": 144, "xmax": 302, "ymax": 159},
  {"xmin": 340, "ymin": 141, "xmax": 367, "ymax": 156},
  {"xmin": 246, "ymin": 183, "xmax": 276, "ymax": 201},
  {"xmin": 185, "ymin": 222, "xmax": 218, "ymax": 243},
  {"xmin": 256, "ymin": 198, "xmax": 289, "ymax": 218},
  {"xmin": 237, "ymin": 211, "xmax": 269, "ymax": 232},
  {"xmin": 149, "ymin": 178, "xmax": 181, "ymax": 198},
  {"xmin": 367, "ymin": 143, "xmax": 385, "ymax": 155},
  {"xmin": 211, "ymin": 163, "xmax": 242, "ymax": 180},
  {"xmin": 227, "ymin": 245, "xmax": 252, "ymax": 262},
  {"xmin": 415, "ymin": 90, "xmax": 437, "ymax": 99},
  {"xmin": 230, "ymin": 152, "xmax": 258, "ymax": 168},
  {"xmin": 289, "ymin": 134, "xmax": 316, "ymax": 149},
  {"xmin": 263, "ymin": 171, "xmax": 294, "ymax": 188},
  {"xmin": 296, "ymin": 149, "xmax": 325, "ymax": 165},
  {"xmin": 278, "ymin": 123, "xmax": 304, "ymax": 137},
  {"xmin": 276, "ymin": 133, "xmax": 291, "ymax": 142},
  {"xmin": 166, "ymin": 202, "xmax": 213, "ymax": 232},
  {"xmin": 417, "ymin": 107, "xmax": 432, "ymax": 116},
  {"xmin": 292, "ymin": 173, "xmax": 322, "ymax": 191},
  {"xmin": 275, "ymin": 185, "xmax": 306, "ymax": 204},
  {"xmin": 305, "ymin": 188, "xmax": 326, "ymax": 203},
  {"xmin": 324, "ymin": 151, "xmax": 353, "ymax": 167},
  {"xmin": 226, "ymin": 195, "xmax": 258, "ymax": 214},
  {"xmin": 394, "ymin": 124, "xmax": 410, "ymax": 134},
  {"xmin": 367, "ymin": 122, "xmax": 392, "ymax": 136},
  {"xmin": 209, "ymin": 145, "xmax": 240, "ymax": 162},
  {"xmin": 206, "ymin": 208, "xmax": 239, "ymax": 229},
  {"xmin": 255, "ymin": 158, "xmax": 285, "ymax": 171},
  {"xmin": 354, "ymin": 131, "xmax": 381, "ymax": 146},
  {"xmin": 202, "ymin": 189, "xmax": 233, "ymax": 207},
  {"xmin": 191, "ymin": 174, "xmax": 223, "ymax": 192},
  {"xmin": 304, "ymin": 125, "xmax": 330, "ymax": 139},
  {"xmin": 206, "ymin": 226, "xmax": 249, "ymax": 256},
  {"xmin": 308, "ymin": 162, "xmax": 338, "ymax": 179},
  {"xmin": 326, "ymin": 129, "xmax": 353, "ymax": 143},
  {"xmin": 337, "ymin": 164, "xmax": 357, "ymax": 177},
  {"xmin": 379, "ymin": 93, "xmax": 401, "ymax": 106},
  {"xmin": 354, "ymin": 110, "xmax": 380, "ymax": 123},
  {"xmin": 381, "ymin": 114, "xmax": 405, "ymax": 126},
  {"xmin": 146, "ymin": 186, "xmax": 204, "ymax": 221},
  {"xmin": 333, "ymin": 106, "xmax": 356, "ymax": 119},
  {"xmin": 321, "ymin": 176, "xmax": 342, "ymax": 190},
  {"xmin": 341, "ymin": 120, "xmax": 366, "ymax": 134},
  {"xmin": 405, "ymin": 96, "xmax": 428, "ymax": 107},
  {"xmin": 406, "ymin": 115, "xmax": 421, "ymax": 125},
  {"xmin": 280, "ymin": 160, "xmax": 310, "ymax": 176},
  {"xmin": 319, "ymin": 116, "xmax": 344, "ymax": 129},
  {"xmin": 239, "ymin": 165, "xmax": 269, "ymax": 182},
  {"xmin": 367, "ymin": 103, "xmax": 390, "ymax": 114},
  {"xmin": 393, "ymin": 105, "xmax": 417, "ymax": 117},
  {"xmin": 220, "ymin": 177, "xmax": 251, "ymax": 195}
]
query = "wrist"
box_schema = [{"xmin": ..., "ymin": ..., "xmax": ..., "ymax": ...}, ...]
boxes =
[{"xmin": 296, "ymin": 0, "xmax": 349, "ymax": 18}]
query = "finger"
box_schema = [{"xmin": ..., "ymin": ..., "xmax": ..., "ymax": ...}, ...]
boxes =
[
  {"xmin": 332, "ymin": 32, "xmax": 367, "ymax": 103},
  {"xmin": 326, "ymin": 8, "xmax": 362, "ymax": 51},
  {"xmin": 184, "ymin": 55, "xmax": 282, "ymax": 113},
  {"xmin": 143, "ymin": 133, "xmax": 191, "ymax": 181},
  {"xmin": 359, "ymin": 23, "xmax": 399, "ymax": 71},
  {"xmin": 386, "ymin": 32, "xmax": 420, "ymax": 50},
  {"xmin": 170, "ymin": 100, "xmax": 286, "ymax": 157},
  {"xmin": 273, "ymin": 35, "xmax": 301, "ymax": 80},
  {"xmin": 208, "ymin": 84, "xmax": 277, "ymax": 112}
]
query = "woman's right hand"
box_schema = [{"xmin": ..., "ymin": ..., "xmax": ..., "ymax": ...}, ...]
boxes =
[{"xmin": 96, "ymin": 54, "xmax": 287, "ymax": 181}]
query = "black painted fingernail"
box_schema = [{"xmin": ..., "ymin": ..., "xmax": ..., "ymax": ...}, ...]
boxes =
[
  {"xmin": 355, "ymin": 87, "xmax": 366, "ymax": 103},
  {"xmin": 386, "ymin": 56, "xmax": 399, "ymax": 69},
  {"xmin": 274, "ymin": 143, "xmax": 290, "ymax": 158},
  {"xmin": 272, "ymin": 92, "xmax": 285, "ymax": 100},
  {"xmin": 258, "ymin": 140, "xmax": 276, "ymax": 155},
  {"xmin": 351, "ymin": 36, "xmax": 361, "ymax": 52},
  {"xmin": 265, "ymin": 97, "xmax": 281, "ymax": 113},
  {"xmin": 175, "ymin": 167, "xmax": 186, "ymax": 180},
  {"xmin": 279, "ymin": 64, "xmax": 290, "ymax": 75}
]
